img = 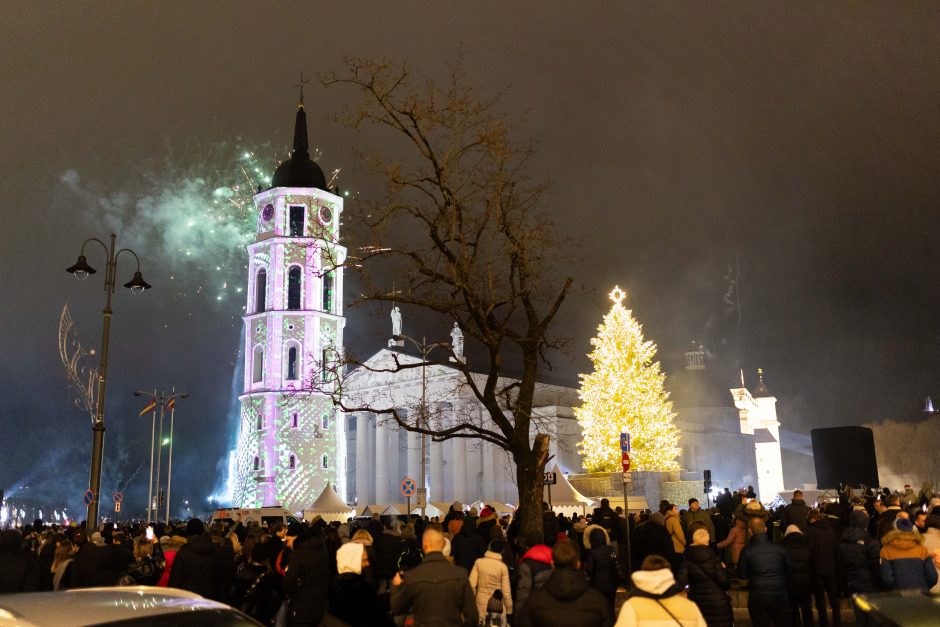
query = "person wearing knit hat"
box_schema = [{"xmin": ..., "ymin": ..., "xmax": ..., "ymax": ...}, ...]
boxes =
[
  {"xmin": 782, "ymin": 523, "xmax": 813, "ymax": 626},
  {"xmin": 879, "ymin": 513, "xmax": 937, "ymax": 591},
  {"xmin": 469, "ymin": 537, "xmax": 513, "ymax": 623},
  {"xmin": 677, "ymin": 528, "xmax": 733, "ymax": 627}
]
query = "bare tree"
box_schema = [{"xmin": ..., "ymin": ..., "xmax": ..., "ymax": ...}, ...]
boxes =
[{"xmin": 319, "ymin": 58, "xmax": 573, "ymax": 535}]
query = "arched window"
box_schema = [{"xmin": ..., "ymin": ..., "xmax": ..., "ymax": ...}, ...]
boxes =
[
  {"xmin": 322, "ymin": 272, "xmax": 334, "ymax": 313},
  {"xmin": 252, "ymin": 346, "xmax": 264, "ymax": 383},
  {"xmin": 291, "ymin": 412, "xmax": 299, "ymax": 429},
  {"xmin": 288, "ymin": 454, "xmax": 296, "ymax": 469},
  {"xmin": 321, "ymin": 454, "xmax": 329, "ymax": 469},
  {"xmin": 253, "ymin": 456, "xmax": 260, "ymax": 471},
  {"xmin": 287, "ymin": 266, "xmax": 302, "ymax": 310},
  {"xmin": 255, "ymin": 268, "xmax": 267, "ymax": 313},
  {"xmin": 286, "ymin": 346, "xmax": 298, "ymax": 380},
  {"xmin": 321, "ymin": 414, "xmax": 329, "ymax": 430},
  {"xmin": 289, "ymin": 206, "xmax": 305, "ymax": 236}
]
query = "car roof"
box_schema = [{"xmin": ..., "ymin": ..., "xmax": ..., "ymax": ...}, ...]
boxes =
[{"xmin": 0, "ymin": 587, "xmax": 234, "ymax": 627}]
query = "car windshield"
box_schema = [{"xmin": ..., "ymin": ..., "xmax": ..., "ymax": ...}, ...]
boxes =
[{"xmin": 94, "ymin": 609, "xmax": 260, "ymax": 627}]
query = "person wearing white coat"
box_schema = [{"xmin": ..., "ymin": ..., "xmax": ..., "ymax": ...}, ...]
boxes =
[{"xmin": 469, "ymin": 539, "xmax": 514, "ymax": 623}]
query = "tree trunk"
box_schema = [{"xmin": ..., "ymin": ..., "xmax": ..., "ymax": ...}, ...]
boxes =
[{"xmin": 514, "ymin": 433, "xmax": 551, "ymax": 539}]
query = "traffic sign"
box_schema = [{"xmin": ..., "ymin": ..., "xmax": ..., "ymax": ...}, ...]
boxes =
[
  {"xmin": 543, "ymin": 472, "xmax": 557, "ymax": 485},
  {"xmin": 620, "ymin": 432, "xmax": 631, "ymax": 453},
  {"xmin": 621, "ymin": 451, "xmax": 631, "ymax": 472},
  {"xmin": 115, "ymin": 502, "xmax": 121, "ymax": 513},
  {"xmin": 622, "ymin": 471, "xmax": 632, "ymax": 484},
  {"xmin": 113, "ymin": 492, "xmax": 124, "ymax": 503},
  {"xmin": 401, "ymin": 477, "xmax": 417, "ymax": 498},
  {"xmin": 83, "ymin": 490, "xmax": 95, "ymax": 506}
]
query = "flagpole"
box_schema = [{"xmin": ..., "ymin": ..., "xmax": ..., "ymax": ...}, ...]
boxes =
[
  {"xmin": 165, "ymin": 387, "xmax": 175, "ymax": 523},
  {"xmin": 147, "ymin": 390, "xmax": 157, "ymax": 524},
  {"xmin": 154, "ymin": 394, "xmax": 165, "ymax": 522}
]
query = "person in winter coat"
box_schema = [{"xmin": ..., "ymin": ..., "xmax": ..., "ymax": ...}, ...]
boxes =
[
  {"xmin": 542, "ymin": 503, "xmax": 559, "ymax": 546},
  {"xmin": 616, "ymin": 555, "xmax": 707, "ymax": 627},
  {"xmin": 477, "ymin": 507, "xmax": 499, "ymax": 541},
  {"xmin": 838, "ymin": 509, "xmax": 882, "ymax": 625},
  {"xmin": 156, "ymin": 534, "xmax": 186, "ymax": 586},
  {"xmin": 515, "ymin": 530, "xmax": 553, "ymax": 613},
  {"xmin": 922, "ymin": 514, "xmax": 940, "ymax": 595},
  {"xmin": 325, "ymin": 541, "xmax": 393, "ymax": 627},
  {"xmin": 283, "ymin": 525, "xmax": 330, "ymax": 627},
  {"xmin": 592, "ymin": 499, "xmax": 622, "ymax": 545},
  {"xmin": 664, "ymin": 504, "xmax": 686, "ymax": 555},
  {"xmin": 168, "ymin": 519, "xmax": 234, "ymax": 603},
  {"xmin": 681, "ymin": 498, "xmax": 716, "ymax": 543},
  {"xmin": 452, "ymin": 517, "xmax": 486, "ymax": 573},
  {"xmin": 50, "ymin": 539, "xmax": 75, "ymax": 592},
  {"xmin": 716, "ymin": 515, "xmax": 748, "ymax": 569},
  {"xmin": 677, "ymin": 529, "xmax": 732, "ymax": 627},
  {"xmin": 373, "ymin": 520, "xmax": 403, "ymax": 592},
  {"xmin": 233, "ymin": 542, "xmax": 280, "ymax": 625},
  {"xmin": 515, "ymin": 539, "xmax": 613, "ymax": 627},
  {"xmin": 583, "ymin": 525, "xmax": 620, "ymax": 610},
  {"xmin": 738, "ymin": 518, "xmax": 791, "ymax": 627},
  {"xmin": 391, "ymin": 526, "xmax": 478, "ymax": 626},
  {"xmin": 807, "ymin": 510, "xmax": 841, "ymax": 627},
  {"xmin": 632, "ymin": 513, "xmax": 676, "ymax": 572},
  {"xmin": 782, "ymin": 525, "xmax": 814, "ymax": 627},
  {"xmin": 0, "ymin": 529, "xmax": 40, "ymax": 594},
  {"xmin": 876, "ymin": 494, "xmax": 903, "ymax": 539},
  {"xmin": 879, "ymin": 517, "xmax": 939, "ymax": 592},
  {"xmin": 782, "ymin": 491, "xmax": 812, "ymax": 534},
  {"xmin": 120, "ymin": 535, "xmax": 163, "ymax": 586},
  {"xmin": 470, "ymin": 539, "xmax": 514, "ymax": 623}
]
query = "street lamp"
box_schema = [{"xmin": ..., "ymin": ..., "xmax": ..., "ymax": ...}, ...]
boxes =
[
  {"xmin": 393, "ymin": 334, "xmax": 450, "ymax": 517},
  {"xmin": 67, "ymin": 233, "xmax": 150, "ymax": 531}
]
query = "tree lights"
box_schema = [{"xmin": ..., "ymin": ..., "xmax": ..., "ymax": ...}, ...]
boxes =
[{"xmin": 576, "ymin": 286, "xmax": 681, "ymax": 473}]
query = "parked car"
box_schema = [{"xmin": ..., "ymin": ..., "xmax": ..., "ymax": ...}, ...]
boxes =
[
  {"xmin": 0, "ymin": 586, "xmax": 261, "ymax": 627},
  {"xmin": 852, "ymin": 590, "xmax": 940, "ymax": 627}
]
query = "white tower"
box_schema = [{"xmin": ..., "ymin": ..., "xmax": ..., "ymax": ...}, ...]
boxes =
[
  {"xmin": 233, "ymin": 97, "xmax": 346, "ymax": 513},
  {"xmin": 731, "ymin": 368, "xmax": 785, "ymax": 502}
]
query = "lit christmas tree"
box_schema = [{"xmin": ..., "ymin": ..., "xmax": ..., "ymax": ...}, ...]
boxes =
[{"xmin": 576, "ymin": 286, "xmax": 681, "ymax": 473}]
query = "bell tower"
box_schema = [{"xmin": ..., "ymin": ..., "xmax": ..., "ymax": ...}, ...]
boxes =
[{"xmin": 233, "ymin": 96, "xmax": 346, "ymax": 512}]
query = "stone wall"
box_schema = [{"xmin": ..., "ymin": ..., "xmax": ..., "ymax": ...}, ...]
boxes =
[{"xmin": 568, "ymin": 470, "xmax": 682, "ymax": 511}]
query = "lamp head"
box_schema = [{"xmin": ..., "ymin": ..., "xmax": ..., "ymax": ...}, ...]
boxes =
[
  {"xmin": 124, "ymin": 271, "xmax": 151, "ymax": 295},
  {"xmin": 66, "ymin": 255, "xmax": 97, "ymax": 280}
]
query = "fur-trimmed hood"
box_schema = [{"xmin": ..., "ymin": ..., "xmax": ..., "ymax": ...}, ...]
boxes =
[
  {"xmin": 881, "ymin": 529, "xmax": 929, "ymax": 561},
  {"xmin": 582, "ymin": 524, "xmax": 610, "ymax": 550}
]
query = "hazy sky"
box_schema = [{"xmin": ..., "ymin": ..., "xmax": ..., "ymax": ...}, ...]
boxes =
[{"xmin": 2, "ymin": 2, "xmax": 938, "ymax": 514}]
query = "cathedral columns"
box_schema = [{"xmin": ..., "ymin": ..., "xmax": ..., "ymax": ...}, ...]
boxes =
[
  {"xmin": 451, "ymin": 435, "xmax": 467, "ymax": 503},
  {"xmin": 374, "ymin": 418, "xmax": 389, "ymax": 504},
  {"xmin": 406, "ymin": 429, "xmax": 420, "ymax": 485},
  {"xmin": 355, "ymin": 413, "xmax": 371, "ymax": 505}
]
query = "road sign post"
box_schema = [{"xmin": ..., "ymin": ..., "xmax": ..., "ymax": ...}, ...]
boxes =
[
  {"xmin": 401, "ymin": 477, "xmax": 417, "ymax": 516},
  {"xmin": 620, "ymin": 431, "xmax": 633, "ymax": 580},
  {"xmin": 83, "ymin": 489, "xmax": 95, "ymax": 508}
]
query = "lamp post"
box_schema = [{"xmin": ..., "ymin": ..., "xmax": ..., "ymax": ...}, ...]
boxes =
[
  {"xmin": 393, "ymin": 334, "xmax": 450, "ymax": 517},
  {"xmin": 67, "ymin": 233, "xmax": 150, "ymax": 531}
]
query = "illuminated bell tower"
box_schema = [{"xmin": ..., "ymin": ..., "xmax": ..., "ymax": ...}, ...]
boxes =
[{"xmin": 233, "ymin": 96, "xmax": 346, "ymax": 513}]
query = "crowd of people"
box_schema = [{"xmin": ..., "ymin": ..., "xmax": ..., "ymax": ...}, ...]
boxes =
[{"xmin": 0, "ymin": 485, "xmax": 938, "ymax": 626}]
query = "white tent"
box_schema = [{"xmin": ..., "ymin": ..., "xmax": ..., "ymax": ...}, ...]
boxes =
[
  {"xmin": 302, "ymin": 484, "xmax": 354, "ymax": 523},
  {"xmin": 543, "ymin": 463, "xmax": 595, "ymax": 514}
]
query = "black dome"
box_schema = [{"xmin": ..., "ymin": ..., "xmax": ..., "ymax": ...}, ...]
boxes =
[
  {"xmin": 272, "ymin": 155, "xmax": 327, "ymax": 189},
  {"xmin": 271, "ymin": 105, "xmax": 327, "ymax": 191}
]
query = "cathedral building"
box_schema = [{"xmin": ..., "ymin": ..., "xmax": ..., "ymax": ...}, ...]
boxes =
[
  {"xmin": 232, "ymin": 99, "xmax": 347, "ymax": 514},
  {"xmin": 230, "ymin": 101, "xmax": 789, "ymax": 512}
]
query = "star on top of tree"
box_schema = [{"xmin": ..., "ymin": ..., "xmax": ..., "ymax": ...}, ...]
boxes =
[{"xmin": 608, "ymin": 285, "xmax": 626, "ymax": 305}]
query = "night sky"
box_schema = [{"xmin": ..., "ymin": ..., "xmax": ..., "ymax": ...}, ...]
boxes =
[{"xmin": 2, "ymin": 3, "xmax": 938, "ymax": 515}]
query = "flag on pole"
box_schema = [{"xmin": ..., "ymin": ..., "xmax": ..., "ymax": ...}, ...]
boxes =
[
  {"xmin": 165, "ymin": 396, "xmax": 176, "ymax": 411},
  {"xmin": 139, "ymin": 398, "xmax": 157, "ymax": 416}
]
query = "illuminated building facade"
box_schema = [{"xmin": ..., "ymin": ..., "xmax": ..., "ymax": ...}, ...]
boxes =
[{"xmin": 232, "ymin": 100, "xmax": 346, "ymax": 513}]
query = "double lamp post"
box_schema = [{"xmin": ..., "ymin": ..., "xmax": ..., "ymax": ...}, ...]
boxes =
[{"xmin": 67, "ymin": 234, "xmax": 151, "ymax": 531}]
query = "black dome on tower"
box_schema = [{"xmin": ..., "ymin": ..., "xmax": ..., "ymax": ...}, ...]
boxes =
[{"xmin": 271, "ymin": 103, "xmax": 327, "ymax": 190}]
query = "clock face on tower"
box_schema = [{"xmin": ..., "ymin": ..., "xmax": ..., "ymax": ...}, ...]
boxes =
[
  {"xmin": 261, "ymin": 204, "xmax": 275, "ymax": 222},
  {"xmin": 318, "ymin": 205, "xmax": 333, "ymax": 226}
]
